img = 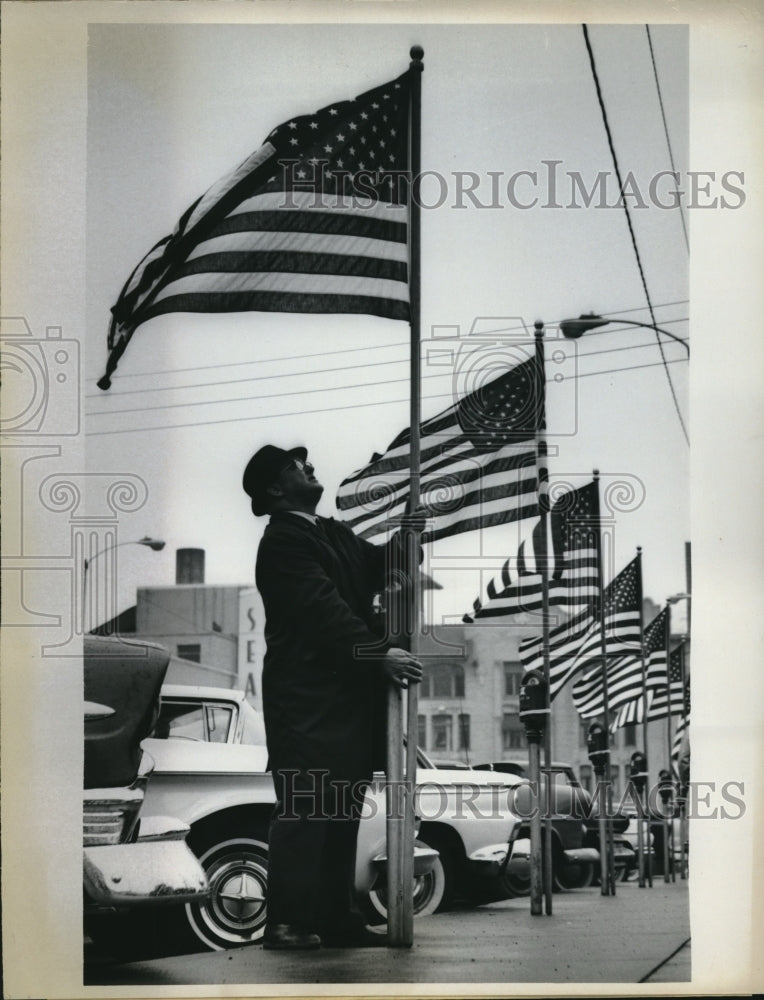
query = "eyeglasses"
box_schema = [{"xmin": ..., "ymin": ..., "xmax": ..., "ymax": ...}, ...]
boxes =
[{"xmin": 282, "ymin": 458, "xmax": 313, "ymax": 473}]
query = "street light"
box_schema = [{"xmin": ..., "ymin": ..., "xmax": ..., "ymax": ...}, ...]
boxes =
[
  {"xmin": 84, "ymin": 536, "xmax": 166, "ymax": 579},
  {"xmin": 559, "ymin": 313, "xmax": 689, "ymax": 357},
  {"xmin": 83, "ymin": 536, "xmax": 166, "ymax": 633},
  {"xmin": 667, "ymin": 591, "xmax": 691, "ymax": 631}
]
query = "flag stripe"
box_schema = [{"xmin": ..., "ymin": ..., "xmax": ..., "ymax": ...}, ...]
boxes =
[
  {"xmin": 187, "ymin": 230, "xmax": 409, "ymax": 263},
  {"xmin": 158, "ymin": 249, "xmax": 408, "ymax": 282},
  {"xmin": 202, "ymin": 207, "xmax": 408, "ymax": 243},
  {"xmin": 228, "ymin": 189, "xmax": 408, "ymax": 220},
  {"xmin": 141, "ymin": 290, "xmax": 410, "ymax": 324}
]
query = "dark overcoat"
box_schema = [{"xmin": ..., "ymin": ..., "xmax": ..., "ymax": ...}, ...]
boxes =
[{"xmin": 255, "ymin": 512, "xmax": 399, "ymax": 788}]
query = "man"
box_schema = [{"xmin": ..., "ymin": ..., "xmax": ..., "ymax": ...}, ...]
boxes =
[{"xmin": 243, "ymin": 443, "xmax": 423, "ymax": 950}]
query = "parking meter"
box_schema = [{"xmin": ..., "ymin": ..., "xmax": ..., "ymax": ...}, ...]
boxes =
[
  {"xmin": 586, "ymin": 722, "xmax": 609, "ymax": 776},
  {"xmin": 630, "ymin": 751, "xmax": 648, "ymax": 794},
  {"xmin": 657, "ymin": 768, "xmax": 675, "ymax": 882},
  {"xmin": 519, "ymin": 670, "xmax": 549, "ymax": 744},
  {"xmin": 658, "ymin": 769, "xmax": 674, "ymax": 808}
]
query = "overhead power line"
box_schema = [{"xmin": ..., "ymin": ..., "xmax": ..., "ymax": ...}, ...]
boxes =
[
  {"xmin": 645, "ymin": 25, "xmax": 689, "ymax": 254},
  {"xmin": 85, "ymin": 355, "xmax": 687, "ymax": 437},
  {"xmin": 86, "ymin": 336, "xmax": 688, "ymax": 419},
  {"xmin": 85, "ymin": 313, "xmax": 689, "ymax": 403},
  {"xmin": 85, "ymin": 297, "xmax": 690, "ymax": 388},
  {"xmin": 582, "ymin": 23, "xmax": 689, "ymax": 446}
]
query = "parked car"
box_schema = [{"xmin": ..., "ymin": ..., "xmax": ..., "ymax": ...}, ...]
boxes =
[
  {"xmin": 473, "ymin": 760, "xmax": 603, "ymax": 891},
  {"xmin": 83, "ymin": 636, "xmax": 209, "ymax": 954},
  {"xmin": 125, "ymin": 685, "xmax": 528, "ymax": 954}
]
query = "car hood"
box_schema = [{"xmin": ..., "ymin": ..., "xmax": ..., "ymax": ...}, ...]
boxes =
[
  {"xmin": 142, "ymin": 737, "xmax": 269, "ymax": 774},
  {"xmin": 417, "ymin": 766, "xmax": 523, "ymax": 787}
]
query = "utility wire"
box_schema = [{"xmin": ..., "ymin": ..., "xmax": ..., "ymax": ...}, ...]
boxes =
[
  {"xmin": 86, "ymin": 315, "xmax": 689, "ymax": 403},
  {"xmin": 86, "ymin": 338, "xmax": 688, "ymax": 418},
  {"xmin": 85, "ymin": 297, "xmax": 690, "ymax": 387},
  {"xmin": 582, "ymin": 23, "xmax": 688, "ymax": 446},
  {"xmin": 645, "ymin": 25, "xmax": 690, "ymax": 254},
  {"xmin": 85, "ymin": 355, "xmax": 687, "ymax": 436}
]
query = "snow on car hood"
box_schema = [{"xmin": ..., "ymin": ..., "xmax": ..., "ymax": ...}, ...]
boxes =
[
  {"xmin": 417, "ymin": 766, "xmax": 523, "ymax": 787},
  {"xmin": 142, "ymin": 736, "xmax": 269, "ymax": 775}
]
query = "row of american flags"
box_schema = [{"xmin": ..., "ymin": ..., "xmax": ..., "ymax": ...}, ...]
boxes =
[{"xmin": 97, "ymin": 60, "xmax": 689, "ymax": 741}]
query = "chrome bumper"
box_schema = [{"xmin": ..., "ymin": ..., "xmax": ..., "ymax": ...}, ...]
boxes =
[
  {"xmin": 84, "ymin": 840, "xmax": 208, "ymax": 908},
  {"xmin": 372, "ymin": 845, "xmax": 439, "ymax": 878},
  {"xmin": 563, "ymin": 846, "xmax": 600, "ymax": 865},
  {"xmin": 468, "ymin": 832, "xmax": 529, "ymax": 876}
]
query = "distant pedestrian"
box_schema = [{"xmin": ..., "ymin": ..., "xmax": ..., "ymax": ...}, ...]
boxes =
[{"xmin": 243, "ymin": 443, "xmax": 422, "ymax": 950}]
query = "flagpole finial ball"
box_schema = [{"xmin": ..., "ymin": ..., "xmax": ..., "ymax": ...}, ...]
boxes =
[{"xmin": 410, "ymin": 45, "xmax": 424, "ymax": 62}]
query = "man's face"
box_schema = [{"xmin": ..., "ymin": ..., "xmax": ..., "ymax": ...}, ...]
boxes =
[{"xmin": 273, "ymin": 456, "xmax": 324, "ymax": 508}]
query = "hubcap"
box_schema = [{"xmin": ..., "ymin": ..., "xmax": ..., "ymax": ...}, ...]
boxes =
[
  {"xmin": 215, "ymin": 868, "xmax": 267, "ymax": 922},
  {"xmin": 187, "ymin": 841, "xmax": 269, "ymax": 949}
]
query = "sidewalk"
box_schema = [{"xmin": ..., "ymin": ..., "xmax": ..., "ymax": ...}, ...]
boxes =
[{"xmin": 87, "ymin": 878, "xmax": 690, "ymax": 989}]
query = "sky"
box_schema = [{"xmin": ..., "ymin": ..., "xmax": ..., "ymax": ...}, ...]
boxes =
[{"xmin": 85, "ymin": 22, "xmax": 690, "ymax": 631}]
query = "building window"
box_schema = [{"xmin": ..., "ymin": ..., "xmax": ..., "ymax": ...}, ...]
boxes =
[
  {"xmin": 432, "ymin": 714, "xmax": 452, "ymax": 752},
  {"xmin": 503, "ymin": 662, "xmax": 523, "ymax": 697},
  {"xmin": 432, "ymin": 665, "xmax": 452, "ymax": 698},
  {"xmin": 418, "ymin": 714, "xmax": 427, "ymax": 751},
  {"xmin": 623, "ymin": 724, "xmax": 637, "ymax": 747},
  {"xmin": 502, "ymin": 712, "xmax": 525, "ymax": 751},
  {"xmin": 454, "ymin": 666, "xmax": 465, "ymax": 698},
  {"xmin": 579, "ymin": 764, "xmax": 593, "ymax": 793},
  {"xmin": 177, "ymin": 643, "xmax": 201, "ymax": 663},
  {"xmin": 458, "ymin": 714, "xmax": 471, "ymax": 751},
  {"xmin": 421, "ymin": 663, "xmax": 465, "ymax": 699}
]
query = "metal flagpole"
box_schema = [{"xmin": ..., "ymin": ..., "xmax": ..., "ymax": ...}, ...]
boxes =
[
  {"xmin": 533, "ymin": 323, "xmax": 554, "ymax": 916},
  {"xmin": 529, "ymin": 320, "xmax": 552, "ymax": 914},
  {"xmin": 678, "ymin": 638, "xmax": 689, "ymax": 879},
  {"xmin": 593, "ymin": 471, "xmax": 615, "ymax": 895},
  {"xmin": 663, "ymin": 602, "xmax": 674, "ymax": 883},
  {"xmin": 635, "ymin": 547, "xmax": 651, "ymax": 887},
  {"xmin": 388, "ymin": 44, "xmax": 424, "ymax": 949}
]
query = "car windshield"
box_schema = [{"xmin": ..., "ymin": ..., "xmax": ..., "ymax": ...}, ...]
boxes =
[
  {"xmin": 154, "ymin": 700, "xmax": 234, "ymax": 743},
  {"xmin": 239, "ymin": 700, "xmax": 267, "ymax": 746}
]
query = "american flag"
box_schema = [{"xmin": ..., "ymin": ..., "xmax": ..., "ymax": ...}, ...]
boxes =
[
  {"xmin": 98, "ymin": 71, "xmax": 411, "ymax": 388},
  {"xmin": 573, "ymin": 606, "xmax": 668, "ymax": 719},
  {"xmin": 671, "ymin": 712, "xmax": 690, "ymax": 779},
  {"xmin": 463, "ymin": 481, "xmax": 599, "ymax": 621},
  {"xmin": 519, "ymin": 555, "xmax": 642, "ymax": 700},
  {"xmin": 611, "ymin": 637, "xmax": 689, "ymax": 730},
  {"xmin": 335, "ymin": 355, "xmax": 542, "ymax": 543}
]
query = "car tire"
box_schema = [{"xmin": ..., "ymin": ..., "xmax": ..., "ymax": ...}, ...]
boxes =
[
  {"xmin": 366, "ymin": 838, "xmax": 449, "ymax": 921},
  {"xmin": 501, "ymin": 869, "xmax": 531, "ymax": 897},
  {"xmin": 183, "ymin": 832, "xmax": 270, "ymax": 951},
  {"xmin": 552, "ymin": 858, "xmax": 595, "ymax": 891}
]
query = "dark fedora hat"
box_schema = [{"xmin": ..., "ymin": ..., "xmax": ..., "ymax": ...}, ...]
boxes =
[{"xmin": 242, "ymin": 444, "xmax": 308, "ymax": 516}]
